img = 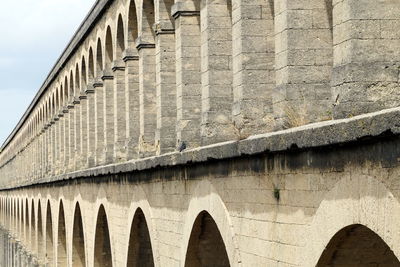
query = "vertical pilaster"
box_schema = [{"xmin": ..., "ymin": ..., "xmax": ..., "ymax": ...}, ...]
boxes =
[
  {"xmin": 86, "ymin": 84, "xmax": 96, "ymax": 168},
  {"xmin": 172, "ymin": 2, "xmax": 202, "ymax": 150},
  {"xmin": 57, "ymin": 112, "xmax": 65, "ymax": 175},
  {"xmin": 94, "ymin": 80, "xmax": 105, "ymax": 165},
  {"xmin": 137, "ymin": 39, "xmax": 157, "ymax": 157},
  {"xmin": 332, "ymin": 0, "xmax": 400, "ymax": 118},
  {"xmin": 232, "ymin": 0, "xmax": 275, "ymax": 136},
  {"xmin": 62, "ymin": 107, "xmax": 70, "ymax": 174},
  {"xmin": 155, "ymin": 22, "xmax": 176, "ymax": 155},
  {"xmin": 73, "ymin": 97, "xmax": 81, "ymax": 171},
  {"xmin": 123, "ymin": 50, "xmax": 140, "ymax": 160},
  {"xmin": 67, "ymin": 102, "xmax": 75, "ymax": 172},
  {"xmin": 273, "ymin": 0, "xmax": 333, "ymax": 129},
  {"xmin": 200, "ymin": 0, "xmax": 236, "ymax": 145},
  {"xmin": 112, "ymin": 61, "xmax": 127, "ymax": 162},
  {"xmin": 102, "ymin": 70, "xmax": 115, "ymax": 164},
  {"xmin": 79, "ymin": 92, "xmax": 88, "ymax": 170}
]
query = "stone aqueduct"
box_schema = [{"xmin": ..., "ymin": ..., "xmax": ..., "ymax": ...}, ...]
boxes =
[{"xmin": 0, "ymin": 0, "xmax": 400, "ymax": 266}]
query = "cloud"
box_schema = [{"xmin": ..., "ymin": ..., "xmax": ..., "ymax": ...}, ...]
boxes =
[{"xmin": 0, "ymin": 0, "xmax": 95, "ymax": 145}]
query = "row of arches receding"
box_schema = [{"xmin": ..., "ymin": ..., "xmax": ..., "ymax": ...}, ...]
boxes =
[
  {"xmin": 0, "ymin": 197, "xmax": 230, "ymax": 267},
  {"xmin": 0, "ymin": 196, "xmax": 399, "ymax": 266}
]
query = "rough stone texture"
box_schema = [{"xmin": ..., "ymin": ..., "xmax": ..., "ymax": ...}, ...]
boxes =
[{"xmin": 0, "ymin": 0, "xmax": 399, "ymax": 266}]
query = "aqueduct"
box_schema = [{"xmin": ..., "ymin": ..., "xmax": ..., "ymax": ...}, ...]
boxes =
[{"xmin": 0, "ymin": 0, "xmax": 400, "ymax": 266}]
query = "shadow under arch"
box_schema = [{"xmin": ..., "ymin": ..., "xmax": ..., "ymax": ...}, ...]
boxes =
[
  {"xmin": 72, "ymin": 202, "xmax": 85, "ymax": 267},
  {"xmin": 317, "ymin": 224, "xmax": 400, "ymax": 266},
  {"xmin": 93, "ymin": 204, "xmax": 112, "ymax": 267},
  {"xmin": 37, "ymin": 200, "xmax": 44, "ymax": 261},
  {"xmin": 45, "ymin": 200, "xmax": 54, "ymax": 266},
  {"xmin": 57, "ymin": 200, "xmax": 67, "ymax": 267},
  {"xmin": 127, "ymin": 208, "xmax": 154, "ymax": 267},
  {"xmin": 185, "ymin": 211, "xmax": 230, "ymax": 267},
  {"xmin": 303, "ymin": 175, "xmax": 400, "ymax": 266},
  {"xmin": 181, "ymin": 180, "xmax": 240, "ymax": 266}
]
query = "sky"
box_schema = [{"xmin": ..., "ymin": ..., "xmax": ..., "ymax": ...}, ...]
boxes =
[{"xmin": 0, "ymin": 0, "xmax": 95, "ymax": 146}]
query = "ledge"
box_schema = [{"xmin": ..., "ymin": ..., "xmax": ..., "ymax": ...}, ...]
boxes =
[{"xmin": 4, "ymin": 106, "xmax": 400, "ymax": 190}]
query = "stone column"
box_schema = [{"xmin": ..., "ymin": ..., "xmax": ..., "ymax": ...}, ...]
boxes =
[
  {"xmin": 232, "ymin": 0, "xmax": 275, "ymax": 137},
  {"xmin": 85, "ymin": 84, "xmax": 96, "ymax": 168},
  {"xmin": 79, "ymin": 92, "xmax": 88, "ymax": 170},
  {"xmin": 101, "ymin": 70, "xmax": 115, "ymax": 164},
  {"xmin": 94, "ymin": 79, "xmax": 105, "ymax": 166},
  {"xmin": 44, "ymin": 126, "xmax": 49, "ymax": 176},
  {"xmin": 273, "ymin": 0, "xmax": 333, "ymax": 129},
  {"xmin": 112, "ymin": 61, "xmax": 127, "ymax": 162},
  {"xmin": 62, "ymin": 107, "xmax": 70, "ymax": 174},
  {"xmin": 51, "ymin": 118, "xmax": 57, "ymax": 176},
  {"xmin": 67, "ymin": 102, "xmax": 75, "ymax": 172},
  {"xmin": 200, "ymin": 0, "xmax": 236, "ymax": 145},
  {"xmin": 57, "ymin": 111, "xmax": 65, "ymax": 175},
  {"xmin": 172, "ymin": 2, "xmax": 202, "ymax": 150},
  {"xmin": 73, "ymin": 97, "xmax": 81, "ymax": 171},
  {"xmin": 123, "ymin": 50, "xmax": 140, "ymax": 160},
  {"xmin": 155, "ymin": 22, "xmax": 176, "ymax": 155},
  {"xmin": 332, "ymin": 0, "xmax": 400, "ymax": 118},
  {"xmin": 137, "ymin": 38, "xmax": 157, "ymax": 158}
]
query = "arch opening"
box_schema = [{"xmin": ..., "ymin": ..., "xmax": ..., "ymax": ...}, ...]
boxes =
[
  {"xmin": 30, "ymin": 200, "xmax": 35, "ymax": 252},
  {"xmin": 184, "ymin": 211, "xmax": 230, "ymax": 267},
  {"xmin": 57, "ymin": 201, "xmax": 67, "ymax": 267},
  {"xmin": 128, "ymin": 0, "xmax": 138, "ymax": 45},
  {"xmin": 37, "ymin": 201, "xmax": 44, "ymax": 260},
  {"xmin": 72, "ymin": 203, "xmax": 85, "ymax": 267},
  {"xmin": 45, "ymin": 201, "xmax": 54, "ymax": 265},
  {"xmin": 116, "ymin": 15, "xmax": 125, "ymax": 58},
  {"xmin": 93, "ymin": 205, "xmax": 112, "ymax": 267},
  {"xmin": 81, "ymin": 57, "xmax": 87, "ymax": 89},
  {"xmin": 25, "ymin": 199, "xmax": 29, "ymax": 244},
  {"xmin": 105, "ymin": 27, "xmax": 114, "ymax": 67},
  {"xmin": 127, "ymin": 208, "xmax": 154, "ymax": 267},
  {"xmin": 96, "ymin": 39, "xmax": 103, "ymax": 76},
  {"xmin": 317, "ymin": 224, "xmax": 400, "ymax": 266},
  {"xmin": 88, "ymin": 48, "xmax": 95, "ymax": 80}
]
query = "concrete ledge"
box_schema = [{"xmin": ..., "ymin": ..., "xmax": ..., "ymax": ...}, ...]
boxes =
[{"xmin": 6, "ymin": 106, "xmax": 400, "ymax": 190}]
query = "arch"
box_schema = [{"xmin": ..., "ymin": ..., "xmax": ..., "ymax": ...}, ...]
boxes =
[
  {"xmin": 185, "ymin": 211, "xmax": 230, "ymax": 267},
  {"xmin": 303, "ymin": 175, "xmax": 400, "ymax": 266},
  {"xmin": 72, "ymin": 202, "xmax": 85, "ymax": 267},
  {"xmin": 81, "ymin": 56, "xmax": 87, "ymax": 89},
  {"xmin": 93, "ymin": 205, "xmax": 112, "ymax": 267},
  {"xmin": 64, "ymin": 76, "xmax": 69, "ymax": 105},
  {"xmin": 182, "ymin": 180, "xmax": 240, "ymax": 266},
  {"xmin": 88, "ymin": 47, "xmax": 95, "ymax": 80},
  {"xmin": 57, "ymin": 201, "xmax": 67, "ymax": 267},
  {"xmin": 69, "ymin": 71, "xmax": 74, "ymax": 100},
  {"xmin": 37, "ymin": 200, "xmax": 44, "ymax": 260},
  {"xmin": 75, "ymin": 63, "xmax": 81, "ymax": 93},
  {"xmin": 116, "ymin": 14, "xmax": 125, "ymax": 58},
  {"xmin": 317, "ymin": 224, "xmax": 400, "ymax": 266},
  {"xmin": 16, "ymin": 198, "xmax": 20, "ymax": 235},
  {"xmin": 96, "ymin": 38, "xmax": 103, "ymax": 76},
  {"xmin": 105, "ymin": 26, "xmax": 114, "ymax": 67},
  {"xmin": 25, "ymin": 198, "xmax": 29, "ymax": 244},
  {"xmin": 127, "ymin": 208, "xmax": 154, "ymax": 267},
  {"xmin": 141, "ymin": 0, "xmax": 155, "ymax": 42},
  {"xmin": 127, "ymin": 0, "xmax": 139, "ymax": 44},
  {"xmin": 31, "ymin": 199, "xmax": 35, "ymax": 252},
  {"xmin": 45, "ymin": 200, "xmax": 54, "ymax": 265}
]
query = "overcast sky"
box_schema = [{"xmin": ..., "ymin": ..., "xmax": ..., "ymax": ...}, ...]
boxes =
[{"xmin": 0, "ymin": 0, "xmax": 94, "ymax": 145}]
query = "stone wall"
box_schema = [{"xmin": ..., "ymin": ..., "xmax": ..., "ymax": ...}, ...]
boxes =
[
  {"xmin": 1, "ymin": 131, "xmax": 400, "ymax": 266},
  {"xmin": 0, "ymin": 0, "xmax": 398, "ymax": 188}
]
